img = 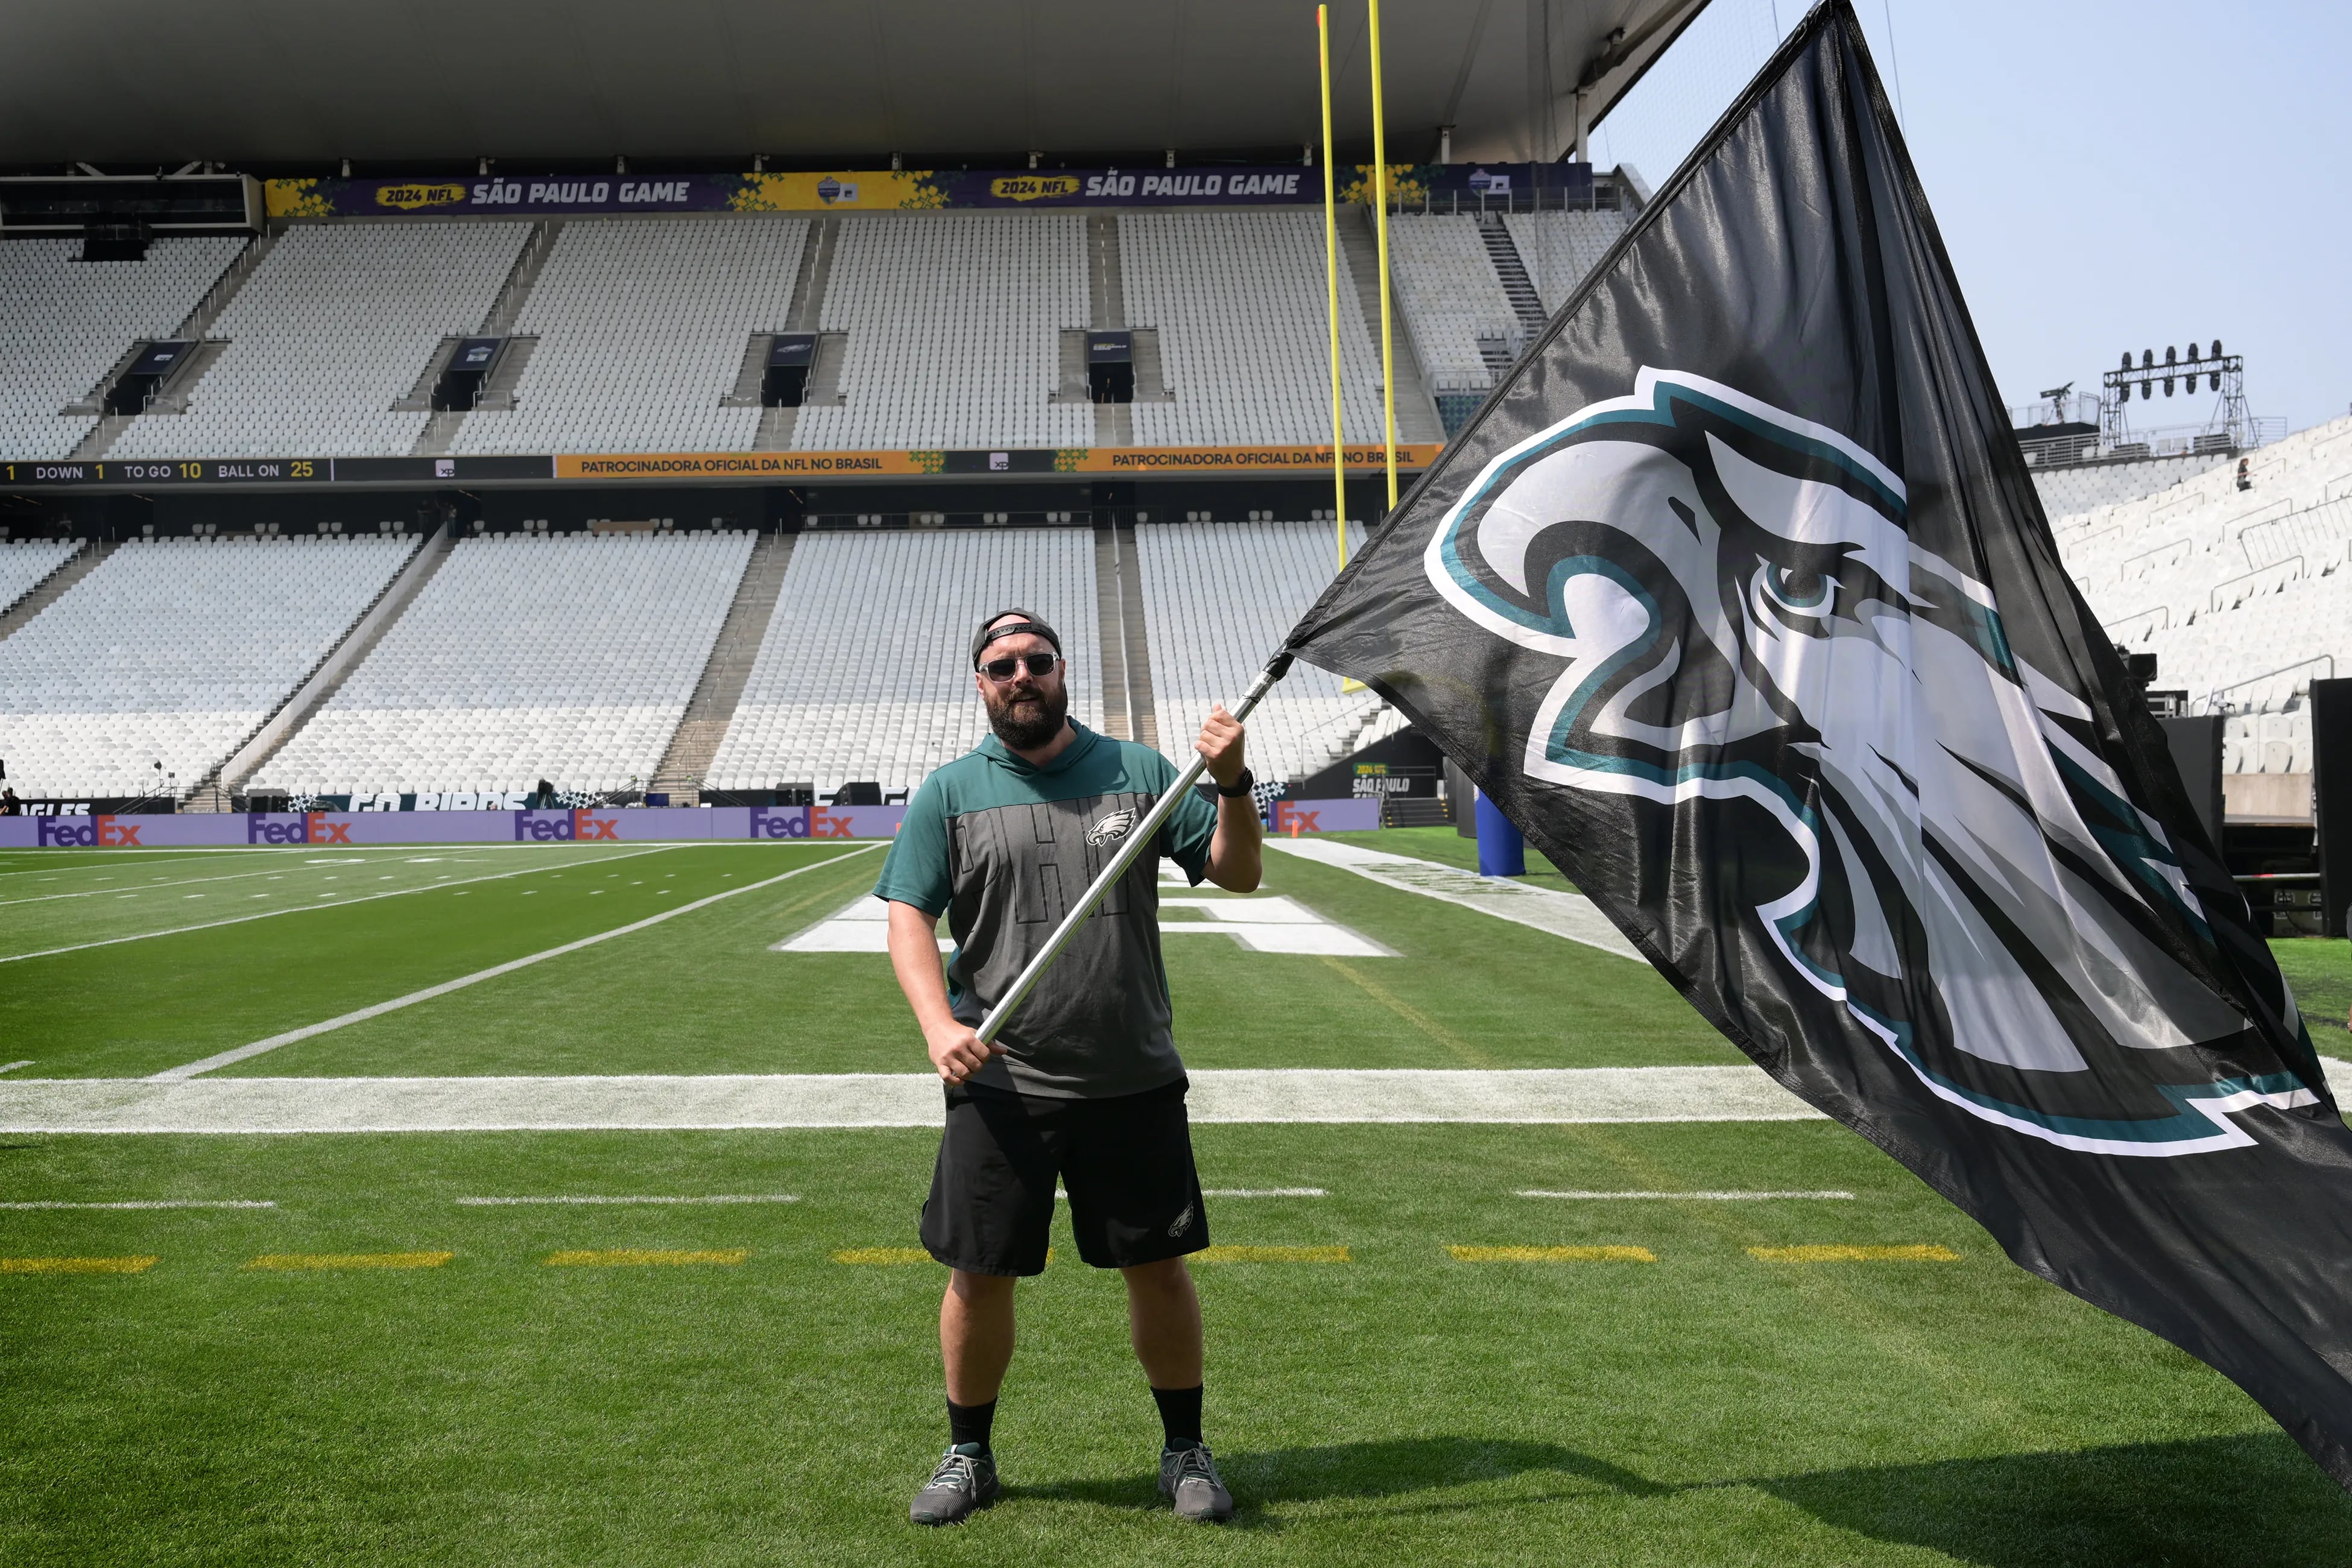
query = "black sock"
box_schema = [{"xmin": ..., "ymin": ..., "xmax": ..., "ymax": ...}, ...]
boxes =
[
  {"xmin": 947, "ymin": 1396, "xmax": 997, "ymax": 1453},
  {"xmin": 1152, "ymin": 1383, "xmax": 1204, "ymax": 1451}
]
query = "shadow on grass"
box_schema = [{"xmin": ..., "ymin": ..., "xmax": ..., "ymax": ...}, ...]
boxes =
[
  {"xmin": 1013, "ymin": 1435, "xmax": 1663, "ymax": 1524},
  {"xmin": 1752, "ymin": 1432, "xmax": 2352, "ymax": 1567},
  {"xmin": 1018, "ymin": 1431, "xmax": 2352, "ymax": 1559}
]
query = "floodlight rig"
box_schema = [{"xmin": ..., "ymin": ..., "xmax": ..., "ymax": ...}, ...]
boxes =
[{"xmin": 2101, "ymin": 340, "xmax": 2248, "ymax": 450}]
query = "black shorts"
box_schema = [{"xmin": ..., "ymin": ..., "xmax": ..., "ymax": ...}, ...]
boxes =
[{"xmin": 920, "ymin": 1078, "xmax": 1209, "ymax": 1277}]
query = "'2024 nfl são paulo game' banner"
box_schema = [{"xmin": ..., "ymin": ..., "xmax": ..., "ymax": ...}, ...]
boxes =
[{"xmin": 264, "ymin": 162, "xmax": 1592, "ymax": 219}]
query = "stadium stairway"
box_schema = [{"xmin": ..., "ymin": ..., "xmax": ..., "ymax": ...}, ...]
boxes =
[
  {"xmin": 0, "ymin": 539, "xmax": 110, "ymax": 642},
  {"xmin": 68, "ymin": 233, "xmax": 274, "ymax": 463},
  {"xmin": 1112, "ymin": 518, "xmax": 1161, "ymax": 749},
  {"xmin": 1338, "ymin": 207, "xmax": 1446, "ymax": 444},
  {"xmin": 753, "ymin": 219, "xmax": 845, "ymax": 450},
  {"xmin": 648, "ymin": 529, "xmax": 798, "ymax": 802},
  {"xmin": 192, "ymin": 524, "xmax": 452, "ymax": 811},
  {"xmin": 411, "ymin": 222, "xmax": 563, "ymax": 456},
  {"xmin": 1476, "ymin": 216, "xmax": 1549, "ymax": 341},
  {"xmin": 1093, "ymin": 524, "xmax": 1137, "ymax": 739}
]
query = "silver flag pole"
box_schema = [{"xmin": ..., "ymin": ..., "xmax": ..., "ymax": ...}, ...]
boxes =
[{"xmin": 976, "ymin": 650, "xmax": 1294, "ymax": 1046}]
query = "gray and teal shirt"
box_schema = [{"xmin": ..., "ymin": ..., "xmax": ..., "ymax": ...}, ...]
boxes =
[{"xmin": 874, "ymin": 721, "xmax": 1218, "ymax": 1099}]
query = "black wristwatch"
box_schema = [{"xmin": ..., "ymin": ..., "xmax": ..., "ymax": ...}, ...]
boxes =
[{"xmin": 1215, "ymin": 768, "xmax": 1256, "ymax": 798}]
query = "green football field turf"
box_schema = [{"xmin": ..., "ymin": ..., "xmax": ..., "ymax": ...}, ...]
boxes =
[{"xmin": 3, "ymin": 835, "xmax": 2350, "ymax": 1564}]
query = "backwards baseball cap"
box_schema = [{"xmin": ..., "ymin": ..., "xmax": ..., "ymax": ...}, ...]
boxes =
[{"xmin": 971, "ymin": 608, "xmax": 1061, "ymax": 668}]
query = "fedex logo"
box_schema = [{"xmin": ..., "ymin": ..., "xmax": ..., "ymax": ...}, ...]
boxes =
[
  {"xmin": 37, "ymin": 814, "xmax": 144, "ymax": 847},
  {"xmin": 245, "ymin": 812, "xmax": 352, "ymax": 845},
  {"xmin": 513, "ymin": 809, "xmax": 621, "ymax": 842},
  {"xmin": 746, "ymin": 805, "xmax": 855, "ymax": 839},
  {"xmin": 1272, "ymin": 802, "xmax": 1321, "ymax": 833}
]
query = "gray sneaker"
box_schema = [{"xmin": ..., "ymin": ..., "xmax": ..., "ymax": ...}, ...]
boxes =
[
  {"xmin": 909, "ymin": 1443, "xmax": 999, "ymax": 1526},
  {"xmin": 1158, "ymin": 1443, "xmax": 1234, "ymax": 1523}
]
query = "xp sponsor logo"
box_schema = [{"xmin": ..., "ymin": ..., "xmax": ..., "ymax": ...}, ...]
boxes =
[
  {"xmin": 246, "ymin": 812, "xmax": 352, "ymax": 846},
  {"xmin": 36, "ymin": 814, "xmax": 143, "ymax": 847},
  {"xmin": 745, "ymin": 806, "xmax": 854, "ymax": 840},
  {"xmin": 513, "ymin": 809, "xmax": 621, "ymax": 842}
]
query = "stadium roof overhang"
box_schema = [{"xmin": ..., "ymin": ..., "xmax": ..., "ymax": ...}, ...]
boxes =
[{"xmin": 0, "ymin": 0, "xmax": 1708, "ymax": 172}]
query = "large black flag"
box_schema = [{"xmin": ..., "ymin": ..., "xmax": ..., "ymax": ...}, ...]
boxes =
[{"xmin": 1285, "ymin": 0, "xmax": 2352, "ymax": 1485}]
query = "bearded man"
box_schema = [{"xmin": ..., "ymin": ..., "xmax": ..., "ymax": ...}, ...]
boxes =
[{"xmin": 873, "ymin": 608, "xmax": 1264, "ymax": 1526}]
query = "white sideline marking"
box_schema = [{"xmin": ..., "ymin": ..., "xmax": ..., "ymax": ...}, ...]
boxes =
[
  {"xmin": 0, "ymin": 1065, "xmax": 1827, "ymax": 1133},
  {"xmin": 455, "ymin": 1194, "xmax": 800, "ymax": 1207},
  {"xmin": 779, "ymin": 889, "xmax": 1392, "ymax": 956},
  {"xmin": 0, "ymin": 1198, "xmax": 277, "ymax": 1210},
  {"xmin": 1205, "ymin": 1187, "xmax": 1327, "ymax": 1198},
  {"xmin": 1265, "ymin": 839, "xmax": 1645, "ymax": 961},
  {"xmin": 1, "ymin": 845, "xmax": 681, "ymax": 967},
  {"xmin": 0, "ymin": 1061, "xmax": 31, "ymax": 1075},
  {"xmin": 151, "ymin": 846, "xmax": 878, "ymax": 1081},
  {"xmin": 0, "ymin": 864, "xmax": 323, "ymax": 906},
  {"xmin": 1515, "ymin": 1189, "xmax": 1856, "ymax": 1200}
]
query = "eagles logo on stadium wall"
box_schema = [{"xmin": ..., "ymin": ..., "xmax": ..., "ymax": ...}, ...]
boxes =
[{"xmin": 1424, "ymin": 367, "xmax": 2318, "ymax": 1156}]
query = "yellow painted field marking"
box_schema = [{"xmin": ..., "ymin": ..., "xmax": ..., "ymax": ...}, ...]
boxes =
[
  {"xmin": 1748, "ymin": 1245, "xmax": 1959, "ymax": 1262},
  {"xmin": 832, "ymin": 1248, "xmax": 932, "ymax": 1266},
  {"xmin": 1195, "ymin": 1245, "xmax": 1350, "ymax": 1263},
  {"xmin": 1, "ymin": 1254, "xmax": 158, "ymax": 1274},
  {"xmin": 1447, "ymin": 1245, "xmax": 1656, "ymax": 1263},
  {"xmin": 543, "ymin": 1248, "xmax": 747, "ymax": 1267},
  {"xmin": 245, "ymin": 1252, "xmax": 452, "ymax": 1271}
]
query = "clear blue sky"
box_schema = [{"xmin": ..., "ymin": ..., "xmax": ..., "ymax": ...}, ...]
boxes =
[{"xmin": 1593, "ymin": 0, "xmax": 2352, "ymax": 435}]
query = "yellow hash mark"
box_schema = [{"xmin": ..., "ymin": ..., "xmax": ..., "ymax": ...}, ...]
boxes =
[
  {"xmin": 1748, "ymin": 1245, "xmax": 1959, "ymax": 1263},
  {"xmin": 544, "ymin": 1248, "xmax": 747, "ymax": 1267},
  {"xmin": 1448, "ymin": 1245, "xmax": 1656, "ymax": 1263},
  {"xmin": 832, "ymin": 1248, "xmax": 933, "ymax": 1265},
  {"xmin": 1314, "ymin": 956, "xmax": 1495, "ymax": 1067},
  {"xmin": 1195, "ymin": 1245, "xmax": 1350, "ymax": 1263},
  {"xmin": 1, "ymin": 1254, "xmax": 157, "ymax": 1274},
  {"xmin": 245, "ymin": 1252, "xmax": 453, "ymax": 1270}
]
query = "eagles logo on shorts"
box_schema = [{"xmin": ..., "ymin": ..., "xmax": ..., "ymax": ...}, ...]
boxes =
[{"xmin": 1086, "ymin": 808, "xmax": 1136, "ymax": 847}]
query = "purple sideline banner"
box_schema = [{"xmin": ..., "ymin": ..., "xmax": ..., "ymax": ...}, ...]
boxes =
[
  {"xmin": 2, "ymin": 800, "xmax": 1377, "ymax": 849},
  {"xmin": 3, "ymin": 805, "xmax": 909, "ymax": 850}
]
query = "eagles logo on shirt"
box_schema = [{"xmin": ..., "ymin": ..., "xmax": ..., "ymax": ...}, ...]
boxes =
[{"xmin": 1086, "ymin": 808, "xmax": 1137, "ymax": 848}]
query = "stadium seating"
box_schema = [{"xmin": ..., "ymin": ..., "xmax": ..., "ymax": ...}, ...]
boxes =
[
  {"xmin": 255, "ymin": 531, "xmax": 752, "ymax": 797},
  {"xmin": 0, "ymin": 535, "xmax": 415, "ymax": 798},
  {"xmin": 1501, "ymin": 210, "xmax": 1628, "ymax": 314},
  {"xmin": 0, "ymin": 236, "xmax": 245, "ymax": 460},
  {"xmin": 1121, "ymin": 211, "xmax": 1388, "ymax": 445},
  {"xmin": 1385, "ymin": 215, "xmax": 1517, "ymax": 394},
  {"xmin": 2053, "ymin": 416, "xmax": 2352, "ymax": 772},
  {"xmin": 2031, "ymin": 454, "xmax": 2213, "ymax": 522},
  {"xmin": 110, "ymin": 223, "xmax": 530, "ymax": 460},
  {"xmin": 705, "ymin": 527, "xmax": 1101, "ymax": 795},
  {"xmin": 454, "ymin": 217, "xmax": 808, "ymax": 455},
  {"xmin": 1134, "ymin": 519, "xmax": 1404, "ymax": 785},
  {"xmin": 791, "ymin": 214, "xmax": 1092, "ymax": 452},
  {"xmin": 0, "ymin": 537, "xmax": 83, "ymax": 616}
]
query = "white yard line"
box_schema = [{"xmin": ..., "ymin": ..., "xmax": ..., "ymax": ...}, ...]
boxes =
[
  {"xmin": 0, "ymin": 863, "xmax": 350, "ymax": 906},
  {"xmin": 0, "ymin": 1064, "xmax": 1827, "ymax": 1133},
  {"xmin": 0, "ymin": 1061, "xmax": 31, "ymax": 1075},
  {"xmin": 0, "ymin": 845, "xmax": 681, "ymax": 967},
  {"xmin": 454, "ymin": 1194, "xmax": 800, "ymax": 1206},
  {"xmin": 1514, "ymin": 1189, "xmax": 1857, "ymax": 1200},
  {"xmin": 150, "ymin": 845, "xmax": 879, "ymax": 1081},
  {"xmin": 1204, "ymin": 1187, "xmax": 1327, "ymax": 1198},
  {"xmin": 0, "ymin": 1198, "xmax": 277, "ymax": 1210},
  {"xmin": 1266, "ymin": 839, "xmax": 1645, "ymax": 961}
]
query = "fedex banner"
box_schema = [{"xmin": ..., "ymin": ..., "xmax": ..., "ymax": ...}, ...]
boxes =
[
  {"xmin": 5, "ymin": 805, "xmax": 909, "ymax": 849},
  {"xmin": 4, "ymin": 799, "xmax": 1374, "ymax": 848},
  {"xmin": 264, "ymin": 163, "xmax": 1594, "ymax": 220}
]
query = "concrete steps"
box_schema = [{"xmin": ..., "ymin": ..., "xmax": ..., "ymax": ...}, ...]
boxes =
[
  {"xmin": 1112, "ymin": 520, "xmax": 1160, "ymax": 751},
  {"xmin": 1092, "ymin": 525, "xmax": 1134, "ymax": 740},
  {"xmin": 196, "ymin": 525, "xmax": 454, "ymax": 809},
  {"xmin": 1340, "ymin": 207, "xmax": 1446, "ymax": 444},
  {"xmin": 650, "ymin": 530, "xmax": 797, "ymax": 800},
  {"xmin": 0, "ymin": 539, "xmax": 110, "ymax": 642}
]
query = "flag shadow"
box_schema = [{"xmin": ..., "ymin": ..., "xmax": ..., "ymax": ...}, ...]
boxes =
[{"xmin": 1748, "ymin": 1432, "xmax": 2352, "ymax": 1567}]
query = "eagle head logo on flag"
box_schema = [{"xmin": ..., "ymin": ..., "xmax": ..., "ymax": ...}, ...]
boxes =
[{"xmin": 1423, "ymin": 367, "xmax": 2316, "ymax": 1157}]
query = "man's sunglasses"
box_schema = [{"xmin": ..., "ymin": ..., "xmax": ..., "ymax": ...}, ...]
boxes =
[{"xmin": 978, "ymin": 653, "xmax": 1061, "ymax": 681}]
